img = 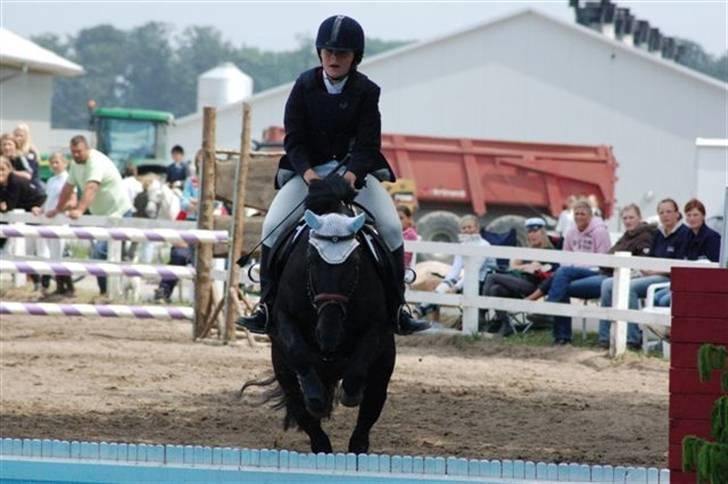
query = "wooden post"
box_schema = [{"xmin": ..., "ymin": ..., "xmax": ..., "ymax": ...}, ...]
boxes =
[
  {"xmin": 609, "ymin": 251, "xmax": 631, "ymax": 357},
  {"xmin": 194, "ymin": 107, "xmax": 216, "ymax": 338},
  {"xmin": 223, "ymin": 103, "xmax": 252, "ymax": 342},
  {"xmin": 461, "ymin": 255, "xmax": 481, "ymax": 334}
]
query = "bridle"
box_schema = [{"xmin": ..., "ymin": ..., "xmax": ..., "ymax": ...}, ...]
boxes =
[{"xmin": 306, "ymin": 231, "xmax": 361, "ymax": 319}]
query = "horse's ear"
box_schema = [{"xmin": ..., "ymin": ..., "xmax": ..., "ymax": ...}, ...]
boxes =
[
  {"xmin": 349, "ymin": 213, "xmax": 366, "ymax": 233},
  {"xmin": 304, "ymin": 209, "xmax": 323, "ymax": 231}
]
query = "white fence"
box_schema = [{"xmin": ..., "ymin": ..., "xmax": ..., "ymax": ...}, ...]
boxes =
[{"xmin": 404, "ymin": 240, "xmax": 719, "ymax": 356}]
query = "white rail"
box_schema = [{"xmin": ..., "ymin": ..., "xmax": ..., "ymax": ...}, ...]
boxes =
[{"xmin": 405, "ymin": 240, "xmax": 719, "ymax": 357}]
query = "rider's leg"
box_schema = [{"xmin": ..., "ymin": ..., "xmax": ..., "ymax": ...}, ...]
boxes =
[
  {"xmin": 236, "ymin": 174, "xmax": 308, "ymax": 334},
  {"xmin": 354, "ymin": 175, "xmax": 430, "ymax": 334}
]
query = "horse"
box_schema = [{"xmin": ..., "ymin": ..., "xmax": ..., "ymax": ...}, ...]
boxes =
[{"xmin": 242, "ymin": 176, "xmax": 396, "ymax": 454}]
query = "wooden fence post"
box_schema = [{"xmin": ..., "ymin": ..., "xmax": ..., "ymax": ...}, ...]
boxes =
[
  {"xmin": 461, "ymin": 255, "xmax": 481, "ymax": 334},
  {"xmin": 609, "ymin": 251, "xmax": 631, "ymax": 357},
  {"xmin": 194, "ymin": 107, "xmax": 216, "ymax": 338},
  {"xmin": 223, "ymin": 103, "xmax": 252, "ymax": 342}
]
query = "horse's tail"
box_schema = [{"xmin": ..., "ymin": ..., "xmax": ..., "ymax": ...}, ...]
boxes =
[{"xmin": 239, "ymin": 373, "xmax": 287, "ymax": 412}]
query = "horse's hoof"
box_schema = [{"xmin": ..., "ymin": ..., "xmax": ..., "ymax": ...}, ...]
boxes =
[{"xmin": 340, "ymin": 388, "xmax": 363, "ymax": 407}]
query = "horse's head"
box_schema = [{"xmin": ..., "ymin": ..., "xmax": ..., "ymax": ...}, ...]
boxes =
[{"xmin": 303, "ymin": 209, "xmax": 365, "ymax": 355}]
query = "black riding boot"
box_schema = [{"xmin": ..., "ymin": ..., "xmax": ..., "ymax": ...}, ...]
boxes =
[
  {"xmin": 392, "ymin": 246, "xmax": 431, "ymax": 335},
  {"xmin": 236, "ymin": 246, "xmax": 272, "ymax": 335}
]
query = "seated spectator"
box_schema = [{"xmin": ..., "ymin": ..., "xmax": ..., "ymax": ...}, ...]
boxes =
[
  {"xmin": 526, "ymin": 199, "xmax": 610, "ymax": 345},
  {"xmin": 653, "ymin": 198, "xmax": 721, "ymax": 307},
  {"xmin": 39, "ymin": 153, "xmax": 77, "ymax": 297},
  {"xmin": 600, "ymin": 198, "xmax": 689, "ymax": 349},
  {"xmin": 166, "ymin": 145, "xmax": 189, "ymax": 187},
  {"xmin": 154, "ymin": 155, "xmax": 200, "ymax": 302},
  {"xmin": 1, "ymin": 133, "xmax": 39, "ymax": 184},
  {"xmin": 0, "ymin": 156, "xmax": 46, "ymax": 213},
  {"xmin": 595, "ymin": 204, "xmax": 657, "ymax": 347},
  {"xmin": 481, "ymin": 217, "xmax": 556, "ymax": 335},
  {"xmin": 397, "ymin": 205, "xmax": 417, "ymax": 268}
]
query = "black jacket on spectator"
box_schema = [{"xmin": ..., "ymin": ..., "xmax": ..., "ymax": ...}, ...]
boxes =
[
  {"xmin": 649, "ymin": 223, "xmax": 689, "ymax": 259},
  {"xmin": 9, "ymin": 154, "xmax": 40, "ymax": 186},
  {"xmin": 685, "ymin": 223, "xmax": 721, "ymax": 262},
  {"xmin": 600, "ymin": 222, "xmax": 657, "ymax": 275},
  {"xmin": 0, "ymin": 172, "xmax": 46, "ymax": 211},
  {"xmin": 277, "ymin": 67, "xmax": 395, "ymax": 188}
]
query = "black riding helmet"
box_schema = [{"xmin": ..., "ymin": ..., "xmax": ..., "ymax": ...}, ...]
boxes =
[{"xmin": 316, "ymin": 15, "xmax": 365, "ymax": 65}]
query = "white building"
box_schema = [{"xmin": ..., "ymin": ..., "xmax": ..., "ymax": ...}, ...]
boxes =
[
  {"xmin": 170, "ymin": 9, "xmax": 728, "ymax": 219},
  {"xmin": 0, "ymin": 28, "xmax": 84, "ymax": 152}
]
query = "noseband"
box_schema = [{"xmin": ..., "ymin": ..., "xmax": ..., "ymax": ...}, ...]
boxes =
[{"xmin": 306, "ymin": 234, "xmax": 360, "ymax": 318}]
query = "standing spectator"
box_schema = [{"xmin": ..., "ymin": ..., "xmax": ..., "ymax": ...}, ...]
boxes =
[
  {"xmin": 555, "ymin": 195, "xmax": 576, "ymax": 236},
  {"xmin": 527, "ymin": 199, "xmax": 611, "ymax": 345},
  {"xmin": 600, "ymin": 198, "xmax": 689, "ymax": 348},
  {"xmin": 588, "ymin": 194, "xmax": 603, "ymax": 218},
  {"xmin": 1, "ymin": 133, "xmax": 38, "ymax": 184},
  {"xmin": 653, "ymin": 198, "xmax": 721, "ymax": 307},
  {"xmin": 121, "ymin": 163, "xmax": 144, "ymax": 214},
  {"xmin": 14, "ymin": 124, "xmax": 40, "ymax": 177},
  {"xmin": 46, "ymin": 136, "xmax": 133, "ymax": 299},
  {"xmin": 397, "ymin": 205, "xmax": 417, "ymax": 268},
  {"xmin": 481, "ymin": 217, "xmax": 557, "ymax": 335},
  {"xmin": 166, "ymin": 145, "xmax": 188, "ymax": 187},
  {"xmin": 596, "ymin": 204, "xmax": 656, "ymax": 347},
  {"xmin": 154, "ymin": 155, "xmax": 200, "ymax": 302},
  {"xmin": 40, "ymin": 153, "xmax": 77, "ymax": 297},
  {"xmin": 0, "ymin": 156, "xmax": 46, "ymax": 213}
]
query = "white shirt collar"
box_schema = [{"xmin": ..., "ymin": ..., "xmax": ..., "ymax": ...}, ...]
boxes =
[{"xmin": 323, "ymin": 71, "xmax": 348, "ymax": 94}]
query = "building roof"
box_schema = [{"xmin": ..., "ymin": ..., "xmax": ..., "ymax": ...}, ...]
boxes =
[
  {"xmin": 175, "ymin": 8, "xmax": 727, "ymax": 126},
  {"xmin": 0, "ymin": 28, "xmax": 84, "ymax": 77}
]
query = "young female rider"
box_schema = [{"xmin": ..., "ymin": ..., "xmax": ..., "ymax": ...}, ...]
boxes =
[{"xmin": 237, "ymin": 15, "xmax": 430, "ymax": 335}]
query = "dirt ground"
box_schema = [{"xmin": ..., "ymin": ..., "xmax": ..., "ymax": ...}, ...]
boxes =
[{"xmin": 0, "ymin": 313, "xmax": 669, "ymax": 468}]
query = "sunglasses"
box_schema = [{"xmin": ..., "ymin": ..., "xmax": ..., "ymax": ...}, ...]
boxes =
[{"xmin": 526, "ymin": 226, "xmax": 543, "ymax": 232}]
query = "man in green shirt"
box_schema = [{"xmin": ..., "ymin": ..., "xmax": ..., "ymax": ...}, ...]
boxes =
[{"xmin": 47, "ymin": 135, "xmax": 134, "ymax": 297}]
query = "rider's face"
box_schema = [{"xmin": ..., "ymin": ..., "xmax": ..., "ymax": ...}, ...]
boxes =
[{"xmin": 321, "ymin": 49, "xmax": 355, "ymax": 80}]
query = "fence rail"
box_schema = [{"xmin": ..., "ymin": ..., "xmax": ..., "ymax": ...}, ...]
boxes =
[
  {"xmin": 0, "ymin": 212, "xmax": 197, "ymax": 230},
  {"xmin": 405, "ymin": 240, "xmax": 719, "ymax": 357},
  {"xmin": 0, "ymin": 224, "xmax": 228, "ymax": 244}
]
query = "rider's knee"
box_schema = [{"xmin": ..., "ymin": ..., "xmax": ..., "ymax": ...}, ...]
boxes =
[{"xmin": 379, "ymin": 223, "xmax": 404, "ymax": 252}]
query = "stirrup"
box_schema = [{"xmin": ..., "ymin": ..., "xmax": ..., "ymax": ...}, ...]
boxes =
[
  {"xmin": 396, "ymin": 304, "xmax": 431, "ymax": 335},
  {"xmin": 236, "ymin": 303, "xmax": 269, "ymax": 334}
]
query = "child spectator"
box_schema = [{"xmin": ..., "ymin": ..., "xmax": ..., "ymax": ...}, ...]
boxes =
[
  {"xmin": 40, "ymin": 153, "xmax": 77, "ymax": 297},
  {"xmin": 555, "ymin": 195, "xmax": 576, "ymax": 236},
  {"xmin": 166, "ymin": 145, "xmax": 188, "ymax": 186},
  {"xmin": 397, "ymin": 205, "xmax": 417, "ymax": 268},
  {"xmin": 527, "ymin": 199, "xmax": 611, "ymax": 345}
]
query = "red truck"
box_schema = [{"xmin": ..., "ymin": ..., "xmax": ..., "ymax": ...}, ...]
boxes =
[{"xmin": 262, "ymin": 127, "xmax": 618, "ymax": 244}]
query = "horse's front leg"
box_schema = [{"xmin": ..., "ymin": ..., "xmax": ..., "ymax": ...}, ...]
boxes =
[
  {"xmin": 277, "ymin": 310, "xmax": 328, "ymax": 419},
  {"xmin": 340, "ymin": 326, "xmax": 381, "ymax": 408}
]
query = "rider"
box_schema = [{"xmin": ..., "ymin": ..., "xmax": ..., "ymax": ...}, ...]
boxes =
[{"xmin": 237, "ymin": 15, "xmax": 430, "ymax": 335}]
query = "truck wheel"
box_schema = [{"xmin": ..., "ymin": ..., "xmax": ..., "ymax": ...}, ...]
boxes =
[
  {"xmin": 416, "ymin": 211, "xmax": 461, "ymax": 262},
  {"xmin": 486, "ymin": 215, "xmax": 528, "ymax": 246}
]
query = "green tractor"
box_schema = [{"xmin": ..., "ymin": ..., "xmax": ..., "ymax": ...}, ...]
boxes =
[{"xmin": 90, "ymin": 106, "xmax": 175, "ymax": 175}]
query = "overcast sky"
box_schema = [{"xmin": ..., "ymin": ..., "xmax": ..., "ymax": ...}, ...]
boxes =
[{"xmin": 2, "ymin": 1, "xmax": 726, "ymax": 56}]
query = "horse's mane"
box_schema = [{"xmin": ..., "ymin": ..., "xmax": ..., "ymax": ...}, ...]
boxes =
[{"xmin": 305, "ymin": 176, "xmax": 357, "ymax": 215}]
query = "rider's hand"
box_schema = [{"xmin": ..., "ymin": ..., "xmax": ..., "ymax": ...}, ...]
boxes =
[
  {"xmin": 343, "ymin": 171, "xmax": 357, "ymax": 189},
  {"xmin": 303, "ymin": 169, "xmax": 320, "ymax": 184}
]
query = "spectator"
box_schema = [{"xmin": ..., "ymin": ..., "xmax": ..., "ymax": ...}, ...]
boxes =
[
  {"xmin": 588, "ymin": 194, "xmax": 603, "ymax": 218},
  {"xmin": 599, "ymin": 198, "xmax": 689, "ymax": 348},
  {"xmin": 14, "ymin": 124, "xmax": 40, "ymax": 175},
  {"xmin": 0, "ymin": 156, "xmax": 46, "ymax": 213},
  {"xmin": 481, "ymin": 217, "xmax": 556, "ymax": 335},
  {"xmin": 1, "ymin": 133, "xmax": 38, "ymax": 184},
  {"xmin": 397, "ymin": 205, "xmax": 417, "ymax": 268},
  {"xmin": 39, "ymin": 153, "xmax": 77, "ymax": 297},
  {"xmin": 154, "ymin": 156, "xmax": 200, "ymax": 302},
  {"xmin": 526, "ymin": 199, "xmax": 611, "ymax": 345},
  {"xmin": 121, "ymin": 163, "xmax": 144, "ymax": 214},
  {"xmin": 166, "ymin": 145, "xmax": 188, "ymax": 187},
  {"xmin": 46, "ymin": 135, "xmax": 133, "ymax": 299},
  {"xmin": 595, "ymin": 204, "xmax": 657, "ymax": 348},
  {"xmin": 653, "ymin": 198, "xmax": 721, "ymax": 307},
  {"xmin": 436, "ymin": 215, "xmax": 497, "ymax": 294},
  {"xmin": 555, "ymin": 195, "xmax": 576, "ymax": 235}
]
